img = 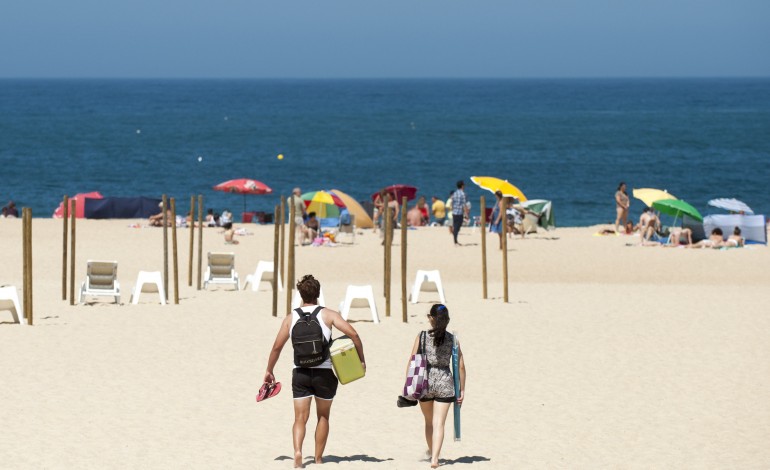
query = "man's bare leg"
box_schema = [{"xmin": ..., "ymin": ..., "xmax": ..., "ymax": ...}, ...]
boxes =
[
  {"xmin": 293, "ymin": 398, "xmax": 312, "ymax": 468},
  {"xmin": 313, "ymin": 397, "xmax": 333, "ymax": 464}
]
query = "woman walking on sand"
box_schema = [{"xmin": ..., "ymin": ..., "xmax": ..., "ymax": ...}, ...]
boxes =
[
  {"xmin": 404, "ymin": 304, "xmax": 466, "ymax": 468},
  {"xmin": 615, "ymin": 182, "xmax": 630, "ymax": 233}
]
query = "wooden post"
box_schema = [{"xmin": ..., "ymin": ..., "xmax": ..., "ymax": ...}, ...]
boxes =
[
  {"xmin": 22, "ymin": 207, "xmax": 32, "ymax": 325},
  {"xmin": 384, "ymin": 194, "xmax": 391, "ymax": 317},
  {"xmin": 502, "ymin": 198, "xmax": 509, "ymax": 303},
  {"xmin": 170, "ymin": 198, "xmax": 179, "ymax": 305},
  {"xmin": 162, "ymin": 194, "xmax": 169, "ymax": 300},
  {"xmin": 188, "ymin": 195, "xmax": 195, "ymax": 287},
  {"xmin": 69, "ymin": 200, "xmax": 76, "ymax": 306},
  {"xmin": 286, "ymin": 197, "xmax": 296, "ymax": 315},
  {"xmin": 272, "ymin": 203, "xmax": 280, "ymax": 317},
  {"xmin": 400, "ymin": 196, "xmax": 407, "ymax": 323},
  {"xmin": 62, "ymin": 195, "xmax": 68, "ymax": 300},
  {"xmin": 279, "ymin": 197, "xmax": 286, "ymax": 286},
  {"xmin": 196, "ymin": 195, "xmax": 203, "ymax": 290},
  {"xmin": 480, "ymin": 196, "xmax": 488, "ymax": 299}
]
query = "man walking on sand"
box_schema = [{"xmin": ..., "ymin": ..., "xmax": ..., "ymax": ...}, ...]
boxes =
[
  {"xmin": 263, "ymin": 274, "xmax": 366, "ymax": 468},
  {"xmin": 451, "ymin": 180, "xmax": 468, "ymax": 246}
]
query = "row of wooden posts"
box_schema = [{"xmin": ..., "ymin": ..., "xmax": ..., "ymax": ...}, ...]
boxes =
[{"xmin": 20, "ymin": 193, "xmax": 508, "ymax": 326}]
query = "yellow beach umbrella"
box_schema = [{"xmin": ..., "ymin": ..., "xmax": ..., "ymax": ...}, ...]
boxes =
[
  {"xmin": 632, "ymin": 188, "xmax": 677, "ymax": 207},
  {"xmin": 470, "ymin": 176, "xmax": 527, "ymax": 202}
]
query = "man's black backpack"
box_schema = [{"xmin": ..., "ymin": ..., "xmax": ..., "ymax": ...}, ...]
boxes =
[{"xmin": 291, "ymin": 306, "xmax": 329, "ymax": 367}]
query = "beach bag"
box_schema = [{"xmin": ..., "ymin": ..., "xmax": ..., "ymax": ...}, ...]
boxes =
[
  {"xmin": 291, "ymin": 307, "xmax": 329, "ymax": 367},
  {"xmin": 403, "ymin": 331, "xmax": 429, "ymax": 399}
]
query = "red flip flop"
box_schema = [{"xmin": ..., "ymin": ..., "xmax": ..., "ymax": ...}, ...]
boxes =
[{"xmin": 256, "ymin": 382, "xmax": 281, "ymax": 402}]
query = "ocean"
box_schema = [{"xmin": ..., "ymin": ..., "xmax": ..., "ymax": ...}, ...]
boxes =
[{"xmin": 1, "ymin": 78, "xmax": 769, "ymax": 226}]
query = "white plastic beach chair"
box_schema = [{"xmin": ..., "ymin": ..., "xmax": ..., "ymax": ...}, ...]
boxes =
[
  {"xmin": 338, "ymin": 285, "xmax": 380, "ymax": 323},
  {"xmin": 204, "ymin": 252, "xmax": 239, "ymax": 290},
  {"xmin": 78, "ymin": 260, "xmax": 121, "ymax": 304},
  {"xmin": 243, "ymin": 261, "xmax": 283, "ymax": 292},
  {"xmin": 130, "ymin": 271, "xmax": 166, "ymax": 305},
  {"xmin": 0, "ymin": 285, "xmax": 23, "ymax": 324},
  {"xmin": 410, "ymin": 270, "xmax": 446, "ymax": 304}
]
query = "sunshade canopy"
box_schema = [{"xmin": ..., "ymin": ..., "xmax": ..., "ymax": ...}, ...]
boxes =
[
  {"xmin": 371, "ymin": 184, "xmax": 418, "ymax": 202},
  {"xmin": 470, "ymin": 176, "xmax": 527, "ymax": 202},
  {"xmin": 652, "ymin": 199, "xmax": 703, "ymax": 222},
  {"xmin": 521, "ymin": 199, "xmax": 555, "ymax": 230},
  {"xmin": 212, "ymin": 178, "xmax": 272, "ymax": 194},
  {"xmin": 330, "ymin": 189, "xmax": 374, "ymax": 229},
  {"xmin": 707, "ymin": 198, "xmax": 754, "ymax": 215},
  {"xmin": 632, "ymin": 188, "xmax": 677, "ymax": 207},
  {"xmin": 53, "ymin": 191, "xmax": 104, "ymax": 218}
]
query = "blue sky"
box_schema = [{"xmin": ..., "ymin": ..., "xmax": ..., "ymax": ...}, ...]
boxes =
[{"xmin": 2, "ymin": 0, "xmax": 768, "ymax": 78}]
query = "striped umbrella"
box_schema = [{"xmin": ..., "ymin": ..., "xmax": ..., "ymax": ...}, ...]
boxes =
[{"xmin": 301, "ymin": 190, "xmax": 345, "ymax": 218}]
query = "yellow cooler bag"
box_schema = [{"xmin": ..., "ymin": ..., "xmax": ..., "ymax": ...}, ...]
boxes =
[{"xmin": 329, "ymin": 336, "xmax": 365, "ymax": 385}]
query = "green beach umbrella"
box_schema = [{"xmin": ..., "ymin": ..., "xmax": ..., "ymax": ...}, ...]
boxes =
[
  {"xmin": 521, "ymin": 199, "xmax": 555, "ymax": 230},
  {"xmin": 652, "ymin": 199, "xmax": 703, "ymax": 222}
]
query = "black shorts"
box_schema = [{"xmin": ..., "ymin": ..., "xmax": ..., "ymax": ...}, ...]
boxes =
[
  {"xmin": 419, "ymin": 396, "xmax": 455, "ymax": 404},
  {"xmin": 292, "ymin": 368, "xmax": 338, "ymax": 400}
]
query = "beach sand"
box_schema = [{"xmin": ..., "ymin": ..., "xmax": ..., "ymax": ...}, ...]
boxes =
[{"xmin": 1, "ymin": 219, "xmax": 769, "ymax": 469}]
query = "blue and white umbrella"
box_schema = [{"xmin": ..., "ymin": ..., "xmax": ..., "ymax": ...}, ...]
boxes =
[{"xmin": 707, "ymin": 198, "xmax": 754, "ymax": 215}]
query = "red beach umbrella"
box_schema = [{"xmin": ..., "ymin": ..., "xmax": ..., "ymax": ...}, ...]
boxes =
[
  {"xmin": 371, "ymin": 184, "xmax": 418, "ymax": 202},
  {"xmin": 213, "ymin": 178, "xmax": 273, "ymax": 216}
]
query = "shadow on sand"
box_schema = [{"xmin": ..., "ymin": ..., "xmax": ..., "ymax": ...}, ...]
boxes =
[
  {"xmin": 440, "ymin": 455, "xmax": 492, "ymax": 465},
  {"xmin": 275, "ymin": 454, "xmax": 394, "ymax": 465}
]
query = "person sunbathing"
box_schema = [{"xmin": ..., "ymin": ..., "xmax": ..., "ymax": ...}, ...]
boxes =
[
  {"xmin": 720, "ymin": 227, "xmax": 744, "ymax": 248},
  {"xmin": 667, "ymin": 227, "xmax": 693, "ymax": 246},
  {"xmin": 223, "ymin": 222, "xmax": 239, "ymax": 244},
  {"xmin": 689, "ymin": 228, "xmax": 724, "ymax": 248}
]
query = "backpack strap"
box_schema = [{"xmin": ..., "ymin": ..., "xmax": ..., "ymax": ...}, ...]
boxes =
[{"xmin": 419, "ymin": 331, "xmax": 426, "ymax": 355}]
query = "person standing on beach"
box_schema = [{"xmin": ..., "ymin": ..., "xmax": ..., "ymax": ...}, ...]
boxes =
[
  {"xmin": 451, "ymin": 181, "xmax": 468, "ymax": 246},
  {"xmin": 615, "ymin": 182, "xmax": 630, "ymax": 233},
  {"xmin": 264, "ymin": 274, "xmax": 366, "ymax": 468},
  {"xmin": 489, "ymin": 190, "xmax": 504, "ymax": 249},
  {"xmin": 403, "ymin": 304, "xmax": 465, "ymax": 469},
  {"xmin": 288, "ymin": 188, "xmax": 307, "ymax": 245},
  {"xmin": 431, "ymin": 196, "xmax": 446, "ymax": 226}
]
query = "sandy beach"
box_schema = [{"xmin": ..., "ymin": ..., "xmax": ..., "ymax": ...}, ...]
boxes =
[{"xmin": 1, "ymin": 218, "xmax": 769, "ymax": 469}]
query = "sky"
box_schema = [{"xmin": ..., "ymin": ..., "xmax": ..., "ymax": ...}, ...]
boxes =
[{"xmin": 1, "ymin": 0, "xmax": 769, "ymax": 79}]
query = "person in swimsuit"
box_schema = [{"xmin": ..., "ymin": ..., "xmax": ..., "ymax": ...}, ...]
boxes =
[
  {"xmin": 489, "ymin": 190, "xmax": 504, "ymax": 249},
  {"xmin": 721, "ymin": 226, "xmax": 744, "ymax": 248},
  {"xmin": 264, "ymin": 275, "xmax": 365, "ymax": 468},
  {"xmin": 690, "ymin": 228, "xmax": 725, "ymax": 248},
  {"xmin": 667, "ymin": 227, "xmax": 693, "ymax": 246},
  {"xmin": 404, "ymin": 304, "xmax": 466, "ymax": 469},
  {"xmin": 615, "ymin": 182, "xmax": 630, "ymax": 233}
]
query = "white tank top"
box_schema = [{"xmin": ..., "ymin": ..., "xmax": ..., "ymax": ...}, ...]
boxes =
[{"xmin": 290, "ymin": 305, "xmax": 333, "ymax": 369}]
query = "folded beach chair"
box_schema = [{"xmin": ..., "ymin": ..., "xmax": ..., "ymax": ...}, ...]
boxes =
[
  {"xmin": 337, "ymin": 214, "xmax": 356, "ymax": 244},
  {"xmin": 78, "ymin": 260, "xmax": 121, "ymax": 304},
  {"xmin": 204, "ymin": 252, "xmax": 239, "ymax": 290}
]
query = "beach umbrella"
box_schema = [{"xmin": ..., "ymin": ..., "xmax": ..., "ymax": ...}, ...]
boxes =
[
  {"xmin": 212, "ymin": 178, "xmax": 273, "ymax": 215},
  {"xmin": 330, "ymin": 189, "xmax": 374, "ymax": 228},
  {"xmin": 52, "ymin": 191, "xmax": 104, "ymax": 218},
  {"xmin": 632, "ymin": 188, "xmax": 677, "ymax": 207},
  {"xmin": 371, "ymin": 184, "xmax": 418, "ymax": 202},
  {"xmin": 652, "ymin": 199, "xmax": 703, "ymax": 223},
  {"xmin": 301, "ymin": 190, "xmax": 345, "ymax": 218},
  {"xmin": 470, "ymin": 176, "xmax": 527, "ymax": 202},
  {"xmin": 521, "ymin": 199, "xmax": 555, "ymax": 230},
  {"xmin": 708, "ymin": 198, "xmax": 754, "ymax": 215}
]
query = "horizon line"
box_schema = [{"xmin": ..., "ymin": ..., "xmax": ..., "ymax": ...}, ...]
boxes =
[{"xmin": 1, "ymin": 75, "xmax": 769, "ymax": 81}]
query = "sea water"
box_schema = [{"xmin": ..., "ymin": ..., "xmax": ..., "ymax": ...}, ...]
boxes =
[{"xmin": 1, "ymin": 78, "xmax": 768, "ymax": 226}]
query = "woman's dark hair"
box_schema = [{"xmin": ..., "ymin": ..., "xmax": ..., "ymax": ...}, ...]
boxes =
[
  {"xmin": 428, "ymin": 304, "xmax": 450, "ymax": 347},
  {"xmin": 617, "ymin": 182, "xmax": 626, "ymax": 191},
  {"xmin": 734, "ymin": 226, "xmax": 741, "ymax": 235},
  {"xmin": 297, "ymin": 274, "xmax": 321, "ymax": 303},
  {"xmin": 712, "ymin": 227, "xmax": 724, "ymax": 236},
  {"xmin": 223, "ymin": 222, "xmax": 233, "ymax": 230}
]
